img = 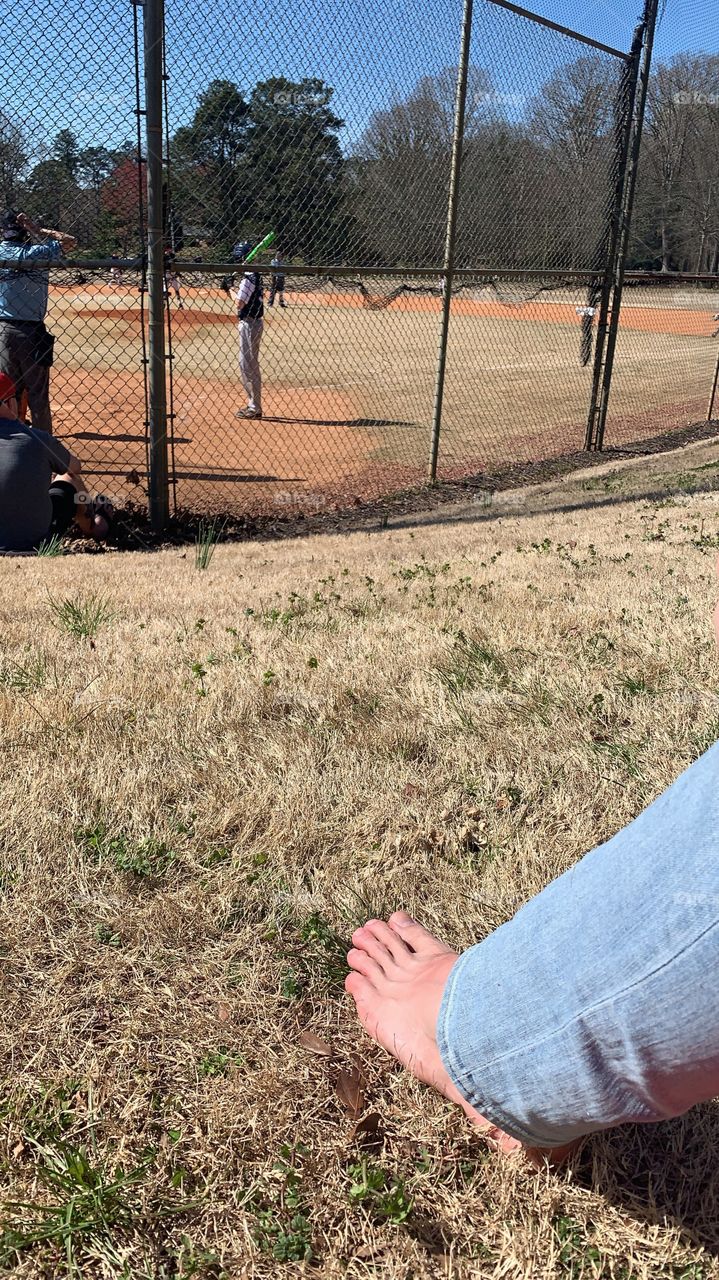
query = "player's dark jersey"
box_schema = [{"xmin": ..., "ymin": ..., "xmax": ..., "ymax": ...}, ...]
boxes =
[{"xmin": 238, "ymin": 272, "xmax": 264, "ymax": 320}]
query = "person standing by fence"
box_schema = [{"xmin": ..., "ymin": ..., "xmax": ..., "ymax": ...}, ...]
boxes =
[
  {"xmin": 0, "ymin": 211, "xmax": 76, "ymax": 433},
  {"xmin": 268, "ymin": 252, "xmax": 287, "ymax": 308}
]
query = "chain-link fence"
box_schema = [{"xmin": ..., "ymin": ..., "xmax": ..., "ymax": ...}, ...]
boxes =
[{"xmin": 1, "ymin": 0, "xmax": 716, "ymax": 528}]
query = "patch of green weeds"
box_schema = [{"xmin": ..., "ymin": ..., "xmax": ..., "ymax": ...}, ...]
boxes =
[
  {"xmin": 299, "ymin": 912, "xmax": 348, "ymax": 986},
  {"xmin": 691, "ymin": 522, "xmax": 719, "ymax": 551},
  {"xmin": 197, "ymin": 1047, "xmax": 244, "ymax": 1078},
  {"xmin": 5, "ymin": 1081, "xmax": 82, "ymax": 1147},
  {"xmin": 552, "ymin": 1214, "xmax": 601, "ymax": 1274},
  {"xmin": 642, "ymin": 517, "xmax": 671, "ymax": 543},
  {"xmin": 583, "ymin": 633, "xmax": 616, "ymax": 663},
  {"xmin": 259, "ymin": 592, "xmax": 310, "ymax": 628},
  {"xmin": 580, "ymin": 475, "xmax": 623, "ymax": 494},
  {"xmin": 279, "ymin": 968, "xmax": 303, "ymax": 1001},
  {"xmin": 0, "ymin": 1139, "xmax": 188, "ymax": 1273},
  {"xmin": 49, "ymin": 592, "xmax": 115, "ymax": 640},
  {"xmin": 347, "ymin": 1158, "xmax": 412, "ymax": 1224},
  {"xmin": 77, "ymin": 823, "xmax": 177, "ymax": 878},
  {"xmin": 393, "ymin": 559, "xmax": 451, "ymax": 592},
  {"xmin": 200, "ymin": 845, "xmax": 230, "ymax": 868},
  {"xmin": 277, "ymin": 911, "xmax": 349, "ymax": 1000},
  {"xmin": 187, "ymin": 654, "xmax": 221, "ymax": 696},
  {"xmin": 170, "ymin": 1237, "xmax": 228, "ymax": 1280},
  {"xmin": 617, "ymin": 673, "xmax": 655, "ymax": 697},
  {"xmin": 94, "ymin": 923, "xmax": 122, "ymax": 948},
  {"xmin": 251, "ymin": 1144, "xmax": 313, "ymax": 1263}
]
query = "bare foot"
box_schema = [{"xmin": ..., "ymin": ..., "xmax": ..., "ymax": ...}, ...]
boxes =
[{"xmin": 346, "ymin": 911, "xmax": 581, "ymax": 1169}]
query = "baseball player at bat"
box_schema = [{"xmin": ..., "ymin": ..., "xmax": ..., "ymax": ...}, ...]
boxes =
[
  {"xmin": 231, "ymin": 233, "xmax": 277, "ymax": 421},
  {"xmin": 234, "ymin": 239, "xmax": 265, "ymax": 421}
]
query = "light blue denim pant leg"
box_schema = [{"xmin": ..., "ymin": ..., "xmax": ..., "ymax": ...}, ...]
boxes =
[{"xmin": 437, "ymin": 741, "xmax": 719, "ymax": 1148}]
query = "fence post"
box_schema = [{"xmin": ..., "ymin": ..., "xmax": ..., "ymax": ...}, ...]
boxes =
[
  {"xmin": 593, "ymin": 0, "xmax": 660, "ymax": 452},
  {"xmin": 707, "ymin": 345, "xmax": 719, "ymax": 422},
  {"xmin": 143, "ymin": 0, "xmax": 170, "ymax": 530},
  {"xmin": 427, "ymin": 0, "xmax": 473, "ymax": 483},
  {"xmin": 584, "ymin": 22, "xmax": 643, "ymax": 451}
]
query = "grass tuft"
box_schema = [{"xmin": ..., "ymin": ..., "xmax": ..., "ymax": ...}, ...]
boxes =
[
  {"xmin": 49, "ymin": 591, "xmax": 115, "ymax": 639},
  {"xmin": 194, "ymin": 518, "xmax": 225, "ymax": 570},
  {"xmin": 36, "ymin": 534, "xmax": 66, "ymax": 558}
]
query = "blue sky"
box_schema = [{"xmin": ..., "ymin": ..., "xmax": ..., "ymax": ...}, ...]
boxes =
[{"xmin": 9, "ymin": 0, "xmax": 719, "ymax": 166}]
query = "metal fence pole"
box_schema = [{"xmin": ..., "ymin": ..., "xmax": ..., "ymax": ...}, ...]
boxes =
[
  {"xmin": 427, "ymin": 0, "xmax": 473, "ymax": 484},
  {"xmin": 708, "ymin": 346, "xmax": 719, "ymax": 422},
  {"xmin": 593, "ymin": 0, "xmax": 660, "ymax": 452},
  {"xmin": 584, "ymin": 20, "xmax": 644, "ymax": 451},
  {"xmin": 143, "ymin": 0, "xmax": 170, "ymax": 530}
]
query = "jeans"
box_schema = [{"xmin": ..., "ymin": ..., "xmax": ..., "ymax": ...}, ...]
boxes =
[
  {"xmin": 0, "ymin": 320, "xmax": 53, "ymax": 432},
  {"xmin": 238, "ymin": 318, "xmax": 263, "ymax": 413},
  {"xmin": 437, "ymin": 740, "xmax": 719, "ymax": 1148},
  {"xmin": 46, "ymin": 479, "xmax": 77, "ymax": 541}
]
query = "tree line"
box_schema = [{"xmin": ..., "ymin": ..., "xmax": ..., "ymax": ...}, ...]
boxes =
[{"xmin": 1, "ymin": 52, "xmax": 717, "ymax": 274}]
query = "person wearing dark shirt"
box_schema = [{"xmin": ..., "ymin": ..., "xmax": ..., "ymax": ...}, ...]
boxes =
[{"xmin": 0, "ymin": 373, "xmax": 109, "ymax": 551}]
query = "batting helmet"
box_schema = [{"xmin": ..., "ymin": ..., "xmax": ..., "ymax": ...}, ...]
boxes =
[{"xmin": 232, "ymin": 240, "xmax": 252, "ymax": 262}]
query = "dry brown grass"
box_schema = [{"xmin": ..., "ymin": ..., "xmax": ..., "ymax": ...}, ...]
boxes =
[{"xmin": 2, "ymin": 448, "xmax": 719, "ymax": 1278}]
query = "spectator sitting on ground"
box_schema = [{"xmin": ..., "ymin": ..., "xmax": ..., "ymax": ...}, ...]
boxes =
[{"xmin": 0, "ymin": 373, "xmax": 111, "ymax": 552}]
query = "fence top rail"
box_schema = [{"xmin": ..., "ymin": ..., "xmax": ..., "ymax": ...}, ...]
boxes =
[
  {"xmin": 483, "ymin": 0, "xmax": 632, "ymax": 60},
  {"xmin": 5, "ymin": 260, "xmax": 719, "ymax": 287}
]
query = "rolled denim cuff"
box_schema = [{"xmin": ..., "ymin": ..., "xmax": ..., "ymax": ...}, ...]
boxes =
[{"xmin": 436, "ymin": 943, "xmax": 556, "ymax": 1148}]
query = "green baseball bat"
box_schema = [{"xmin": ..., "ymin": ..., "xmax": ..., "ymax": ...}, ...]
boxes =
[{"xmin": 244, "ymin": 230, "xmax": 276, "ymax": 264}]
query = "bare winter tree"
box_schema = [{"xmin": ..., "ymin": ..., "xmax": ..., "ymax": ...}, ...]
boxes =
[
  {"xmin": 353, "ymin": 67, "xmax": 492, "ymax": 266},
  {"xmin": 528, "ymin": 56, "xmax": 618, "ymax": 269},
  {"xmin": 0, "ymin": 112, "xmax": 27, "ymax": 207},
  {"xmin": 640, "ymin": 56, "xmax": 701, "ymax": 272}
]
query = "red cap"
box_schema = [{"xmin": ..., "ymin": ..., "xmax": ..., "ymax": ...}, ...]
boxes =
[{"xmin": 0, "ymin": 372, "xmax": 17, "ymax": 403}]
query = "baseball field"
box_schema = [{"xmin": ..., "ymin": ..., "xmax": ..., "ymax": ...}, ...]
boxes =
[{"xmin": 46, "ymin": 279, "xmax": 719, "ymax": 512}]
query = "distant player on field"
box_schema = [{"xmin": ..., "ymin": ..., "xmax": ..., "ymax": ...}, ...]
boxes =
[
  {"xmin": 109, "ymin": 252, "xmax": 124, "ymax": 286},
  {"xmin": 163, "ymin": 248, "xmax": 183, "ymax": 309},
  {"xmin": 268, "ymin": 251, "xmax": 287, "ymax": 308}
]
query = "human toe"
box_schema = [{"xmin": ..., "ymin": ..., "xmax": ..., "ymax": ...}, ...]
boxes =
[
  {"xmin": 362, "ymin": 918, "xmax": 412, "ymax": 961},
  {"xmin": 388, "ymin": 911, "xmax": 454, "ymax": 955},
  {"xmin": 346, "ymin": 946, "xmax": 386, "ymax": 980}
]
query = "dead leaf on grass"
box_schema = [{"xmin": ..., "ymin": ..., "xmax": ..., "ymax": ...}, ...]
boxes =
[
  {"xmin": 336, "ymin": 1065, "xmax": 366, "ymax": 1117},
  {"xmin": 353, "ymin": 1243, "xmax": 388, "ymax": 1262},
  {"xmin": 298, "ymin": 1030, "xmax": 333, "ymax": 1057},
  {"xmin": 402, "ymin": 783, "xmax": 423, "ymax": 800},
  {"xmin": 217, "ymin": 1004, "xmax": 231, "ymax": 1023},
  {"xmin": 347, "ymin": 1109, "xmax": 382, "ymax": 1144}
]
